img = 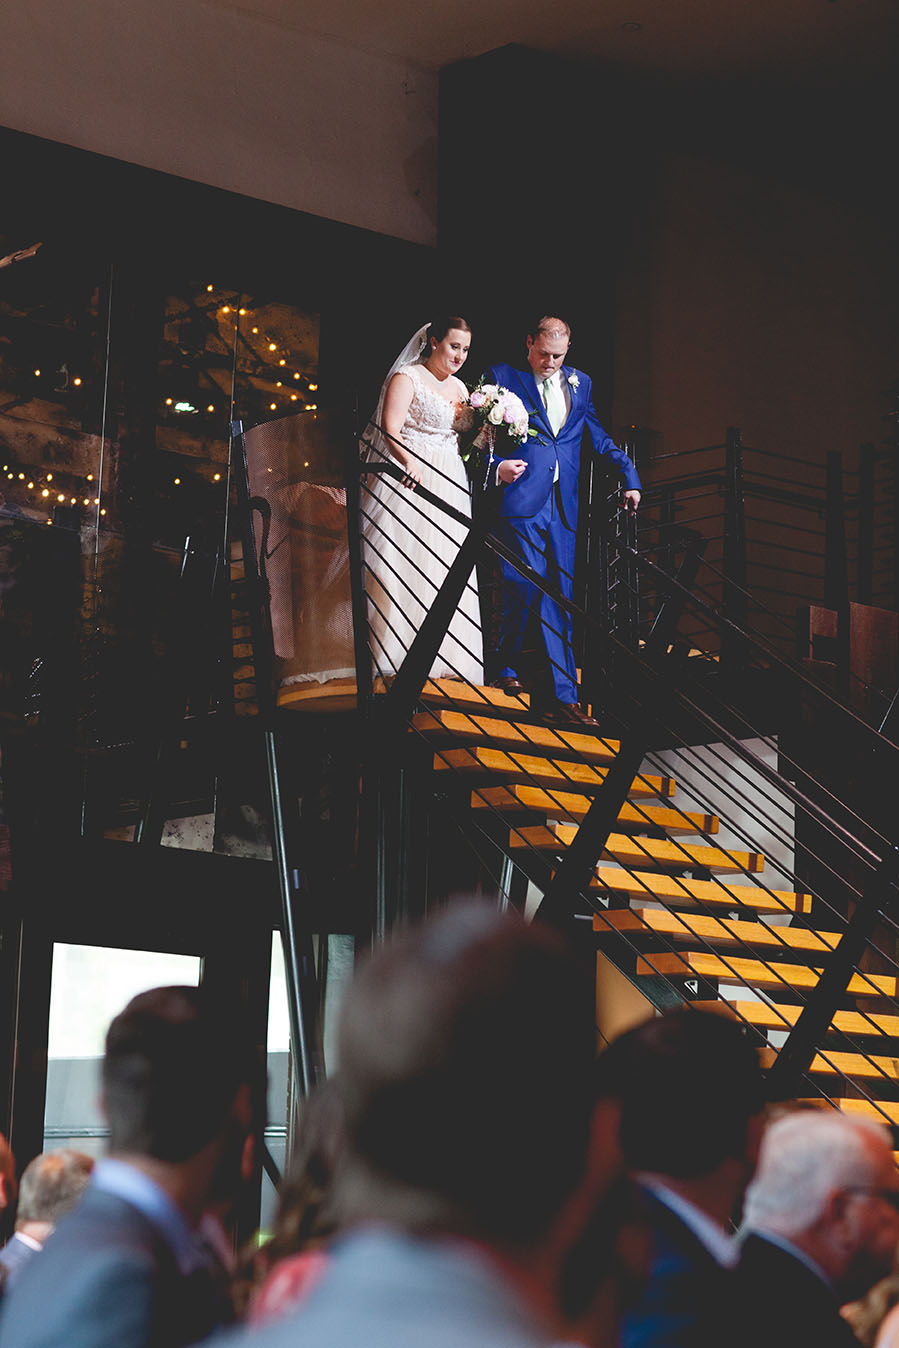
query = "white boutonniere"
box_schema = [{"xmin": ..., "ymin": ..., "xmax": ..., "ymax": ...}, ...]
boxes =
[{"xmin": 567, "ymin": 373, "xmax": 580, "ymax": 391}]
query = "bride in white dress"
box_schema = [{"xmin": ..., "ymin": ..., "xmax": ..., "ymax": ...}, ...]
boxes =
[{"xmin": 361, "ymin": 316, "xmax": 484, "ymax": 684}]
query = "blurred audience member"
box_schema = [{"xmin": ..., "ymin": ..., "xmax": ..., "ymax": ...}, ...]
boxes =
[
  {"xmin": 0, "ymin": 1137, "xmax": 16, "ymax": 1244},
  {"xmin": 594, "ymin": 1007, "xmax": 767, "ymax": 1348},
  {"xmin": 736, "ymin": 1110, "xmax": 899, "ymax": 1348},
  {"xmin": 243, "ymin": 1075, "xmax": 345, "ymax": 1325},
  {"xmin": 843, "ymin": 1258, "xmax": 899, "ymax": 1347},
  {"xmin": 205, "ymin": 901, "xmax": 625, "ymax": 1348},
  {"xmin": 0, "ymin": 985, "xmax": 265, "ymax": 1348},
  {"xmin": 0, "ymin": 1149, "xmax": 93, "ymax": 1290}
]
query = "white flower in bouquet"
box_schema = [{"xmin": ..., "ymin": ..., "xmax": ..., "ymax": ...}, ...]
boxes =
[{"xmin": 466, "ymin": 382, "xmax": 535, "ymax": 450}]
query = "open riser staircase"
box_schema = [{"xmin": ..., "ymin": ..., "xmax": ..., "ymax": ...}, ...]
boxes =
[{"xmin": 399, "ymin": 671, "xmax": 899, "ymax": 1139}]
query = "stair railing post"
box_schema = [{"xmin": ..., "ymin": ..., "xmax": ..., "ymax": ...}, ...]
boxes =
[
  {"xmin": 722, "ymin": 426, "xmax": 748, "ymax": 671},
  {"xmin": 346, "ymin": 421, "xmax": 374, "ymax": 724},
  {"xmin": 231, "ymin": 420, "xmax": 324, "ymax": 1101},
  {"xmin": 857, "ymin": 442, "xmax": 875, "ymax": 607},
  {"xmin": 825, "ymin": 450, "xmax": 850, "ymax": 698}
]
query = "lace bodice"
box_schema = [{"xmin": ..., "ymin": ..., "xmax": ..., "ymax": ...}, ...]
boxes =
[{"xmin": 399, "ymin": 364, "xmax": 473, "ymax": 439}]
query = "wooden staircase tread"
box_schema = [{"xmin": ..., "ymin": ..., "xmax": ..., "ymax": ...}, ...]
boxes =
[
  {"xmin": 703, "ymin": 999, "xmax": 899, "ymax": 1040},
  {"xmin": 803, "ymin": 1051, "xmax": 899, "ymax": 1081},
  {"xmin": 639, "ymin": 952, "xmax": 898, "ymax": 998},
  {"xmin": 511, "ymin": 825, "xmax": 764, "ymax": 875},
  {"xmin": 595, "ymin": 908, "xmax": 841, "ymax": 954},
  {"xmin": 433, "ymin": 747, "xmax": 674, "ymax": 798},
  {"xmin": 417, "ymin": 678, "xmax": 532, "ymax": 713},
  {"xmin": 591, "ymin": 869, "xmax": 810, "ymax": 914},
  {"xmin": 470, "ymin": 786, "xmax": 717, "ymax": 834},
  {"xmin": 413, "ymin": 710, "xmax": 619, "ymax": 762},
  {"xmin": 806, "ymin": 1098, "xmax": 899, "ymax": 1125}
]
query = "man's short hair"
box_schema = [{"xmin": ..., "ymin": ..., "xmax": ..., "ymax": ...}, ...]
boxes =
[
  {"xmin": 531, "ymin": 316, "xmax": 571, "ymax": 341},
  {"xmin": 102, "ymin": 985, "xmax": 263, "ymax": 1163},
  {"xmin": 16, "ymin": 1150, "xmax": 93, "ymax": 1225},
  {"xmin": 335, "ymin": 901, "xmax": 596, "ymax": 1248},
  {"xmin": 593, "ymin": 1008, "xmax": 766, "ymax": 1178}
]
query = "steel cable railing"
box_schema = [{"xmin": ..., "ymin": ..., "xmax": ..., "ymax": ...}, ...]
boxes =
[{"xmin": 349, "ymin": 411, "xmax": 899, "ymax": 1115}]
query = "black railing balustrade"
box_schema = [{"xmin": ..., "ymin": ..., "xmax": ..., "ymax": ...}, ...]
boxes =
[
  {"xmin": 345, "ymin": 404, "xmax": 899, "ymax": 1130},
  {"xmin": 589, "ymin": 430, "xmax": 898, "ymax": 728}
]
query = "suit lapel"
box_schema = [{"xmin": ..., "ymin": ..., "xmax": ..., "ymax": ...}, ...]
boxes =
[{"xmin": 515, "ymin": 366, "xmax": 551, "ymax": 438}]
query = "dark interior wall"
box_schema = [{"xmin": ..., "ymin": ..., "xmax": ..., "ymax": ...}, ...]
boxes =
[
  {"xmin": 437, "ymin": 45, "xmax": 628, "ymax": 400},
  {"xmin": 610, "ymin": 81, "xmax": 898, "ymax": 465},
  {"xmin": 439, "ymin": 49, "xmax": 897, "ymax": 470}
]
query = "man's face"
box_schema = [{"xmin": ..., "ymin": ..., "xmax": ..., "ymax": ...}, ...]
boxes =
[
  {"xmin": 838, "ymin": 1143, "xmax": 899, "ymax": 1301},
  {"xmin": 527, "ymin": 330, "xmax": 570, "ymax": 380}
]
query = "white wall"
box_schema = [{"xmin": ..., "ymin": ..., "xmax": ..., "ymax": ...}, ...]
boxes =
[{"xmin": 0, "ymin": 0, "xmax": 438, "ymax": 246}]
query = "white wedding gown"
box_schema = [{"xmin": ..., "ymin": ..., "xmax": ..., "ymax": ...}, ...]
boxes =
[{"xmin": 362, "ymin": 362, "xmax": 484, "ymax": 684}]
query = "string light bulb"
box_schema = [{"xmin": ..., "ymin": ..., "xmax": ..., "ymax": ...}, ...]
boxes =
[{"xmin": 73, "ymin": 377, "xmax": 82, "ymax": 387}]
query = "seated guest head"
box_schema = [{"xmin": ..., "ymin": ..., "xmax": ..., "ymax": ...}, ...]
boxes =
[
  {"xmin": 593, "ymin": 1008, "xmax": 766, "ymax": 1221},
  {"xmin": 15, "ymin": 1149, "xmax": 93, "ymax": 1237},
  {"xmin": 102, "ymin": 985, "xmax": 265, "ymax": 1215},
  {"xmin": 742, "ymin": 1109, "xmax": 899, "ymax": 1303},
  {"xmin": 333, "ymin": 900, "xmax": 606, "ymax": 1253}
]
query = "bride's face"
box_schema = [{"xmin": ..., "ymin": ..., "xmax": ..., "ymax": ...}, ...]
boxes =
[{"xmin": 428, "ymin": 328, "xmax": 471, "ymax": 378}]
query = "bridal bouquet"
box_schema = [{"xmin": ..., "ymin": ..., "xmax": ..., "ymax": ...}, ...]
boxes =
[{"xmin": 465, "ymin": 382, "xmax": 535, "ymax": 452}]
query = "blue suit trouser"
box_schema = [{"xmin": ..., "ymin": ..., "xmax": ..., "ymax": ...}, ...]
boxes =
[{"xmin": 495, "ymin": 484, "xmax": 578, "ymax": 704}]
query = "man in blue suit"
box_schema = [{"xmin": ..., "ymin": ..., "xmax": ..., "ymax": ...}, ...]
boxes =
[{"xmin": 484, "ymin": 316, "xmax": 641, "ymax": 728}]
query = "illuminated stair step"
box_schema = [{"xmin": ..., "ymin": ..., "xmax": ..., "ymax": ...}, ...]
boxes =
[
  {"xmin": 591, "ymin": 869, "xmax": 810, "ymax": 915},
  {"xmin": 414, "ymin": 709, "xmax": 619, "ymax": 762},
  {"xmin": 596, "ymin": 907, "xmax": 840, "ymax": 954},
  {"xmin": 433, "ymin": 747, "xmax": 673, "ymax": 798},
  {"xmin": 512, "ymin": 825, "xmax": 763, "ymax": 875},
  {"xmin": 471, "ymin": 785, "xmax": 716, "ymax": 834},
  {"xmin": 639, "ymin": 952, "xmax": 898, "ymax": 998},
  {"xmin": 698, "ymin": 999, "xmax": 899, "ymax": 1040}
]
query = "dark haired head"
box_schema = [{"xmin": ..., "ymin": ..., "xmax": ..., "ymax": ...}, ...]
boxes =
[
  {"xmin": 593, "ymin": 1008, "xmax": 766, "ymax": 1179},
  {"xmin": 427, "ymin": 315, "xmax": 471, "ymax": 344},
  {"xmin": 102, "ymin": 985, "xmax": 264, "ymax": 1163},
  {"xmin": 335, "ymin": 901, "xmax": 595, "ymax": 1249}
]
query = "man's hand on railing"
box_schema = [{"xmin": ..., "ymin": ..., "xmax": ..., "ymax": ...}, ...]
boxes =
[
  {"xmin": 497, "ymin": 459, "xmax": 527, "ymax": 485},
  {"xmin": 623, "ymin": 489, "xmax": 641, "ymax": 513}
]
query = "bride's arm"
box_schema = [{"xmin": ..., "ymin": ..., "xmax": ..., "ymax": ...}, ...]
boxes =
[{"xmin": 382, "ymin": 372, "xmax": 420, "ymax": 489}]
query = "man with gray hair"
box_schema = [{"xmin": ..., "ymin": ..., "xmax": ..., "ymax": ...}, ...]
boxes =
[
  {"xmin": 483, "ymin": 317, "xmax": 641, "ymax": 728},
  {"xmin": 736, "ymin": 1109, "xmax": 899, "ymax": 1348},
  {"xmin": 0, "ymin": 1149, "xmax": 93, "ymax": 1290}
]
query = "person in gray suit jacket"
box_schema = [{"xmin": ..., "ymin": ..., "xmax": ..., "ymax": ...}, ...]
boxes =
[
  {"xmin": 0, "ymin": 1148, "xmax": 93, "ymax": 1293},
  {"xmin": 0, "ymin": 985, "xmax": 264, "ymax": 1348},
  {"xmin": 203, "ymin": 901, "xmax": 632, "ymax": 1348}
]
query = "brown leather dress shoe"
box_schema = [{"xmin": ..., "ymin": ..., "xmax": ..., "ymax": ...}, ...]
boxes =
[
  {"xmin": 542, "ymin": 701, "xmax": 599, "ymax": 729},
  {"xmin": 490, "ymin": 676, "xmax": 526, "ymax": 696}
]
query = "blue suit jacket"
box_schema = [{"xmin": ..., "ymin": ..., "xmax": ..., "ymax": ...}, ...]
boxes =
[
  {"xmin": 620, "ymin": 1185, "xmax": 733, "ymax": 1348},
  {"xmin": 484, "ymin": 362, "xmax": 641, "ymax": 525},
  {"xmin": 0, "ymin": 1188, "xmax": 228, "ymax": 1348}
]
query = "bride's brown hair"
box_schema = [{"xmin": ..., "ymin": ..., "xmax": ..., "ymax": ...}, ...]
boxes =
[{"xmin": 427, "ymin": 315, "xmax": 472, "ymax": 343}]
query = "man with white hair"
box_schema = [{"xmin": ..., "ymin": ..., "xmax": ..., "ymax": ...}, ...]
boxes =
[{"xmin": 736, "ymin": 1109, "xmax": 899, "ymax": 1348}]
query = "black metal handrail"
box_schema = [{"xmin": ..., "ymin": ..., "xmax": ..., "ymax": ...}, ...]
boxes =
[{"xmin": 347, "ymin": 409, "xmax": 899, "ymax": 1119}]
